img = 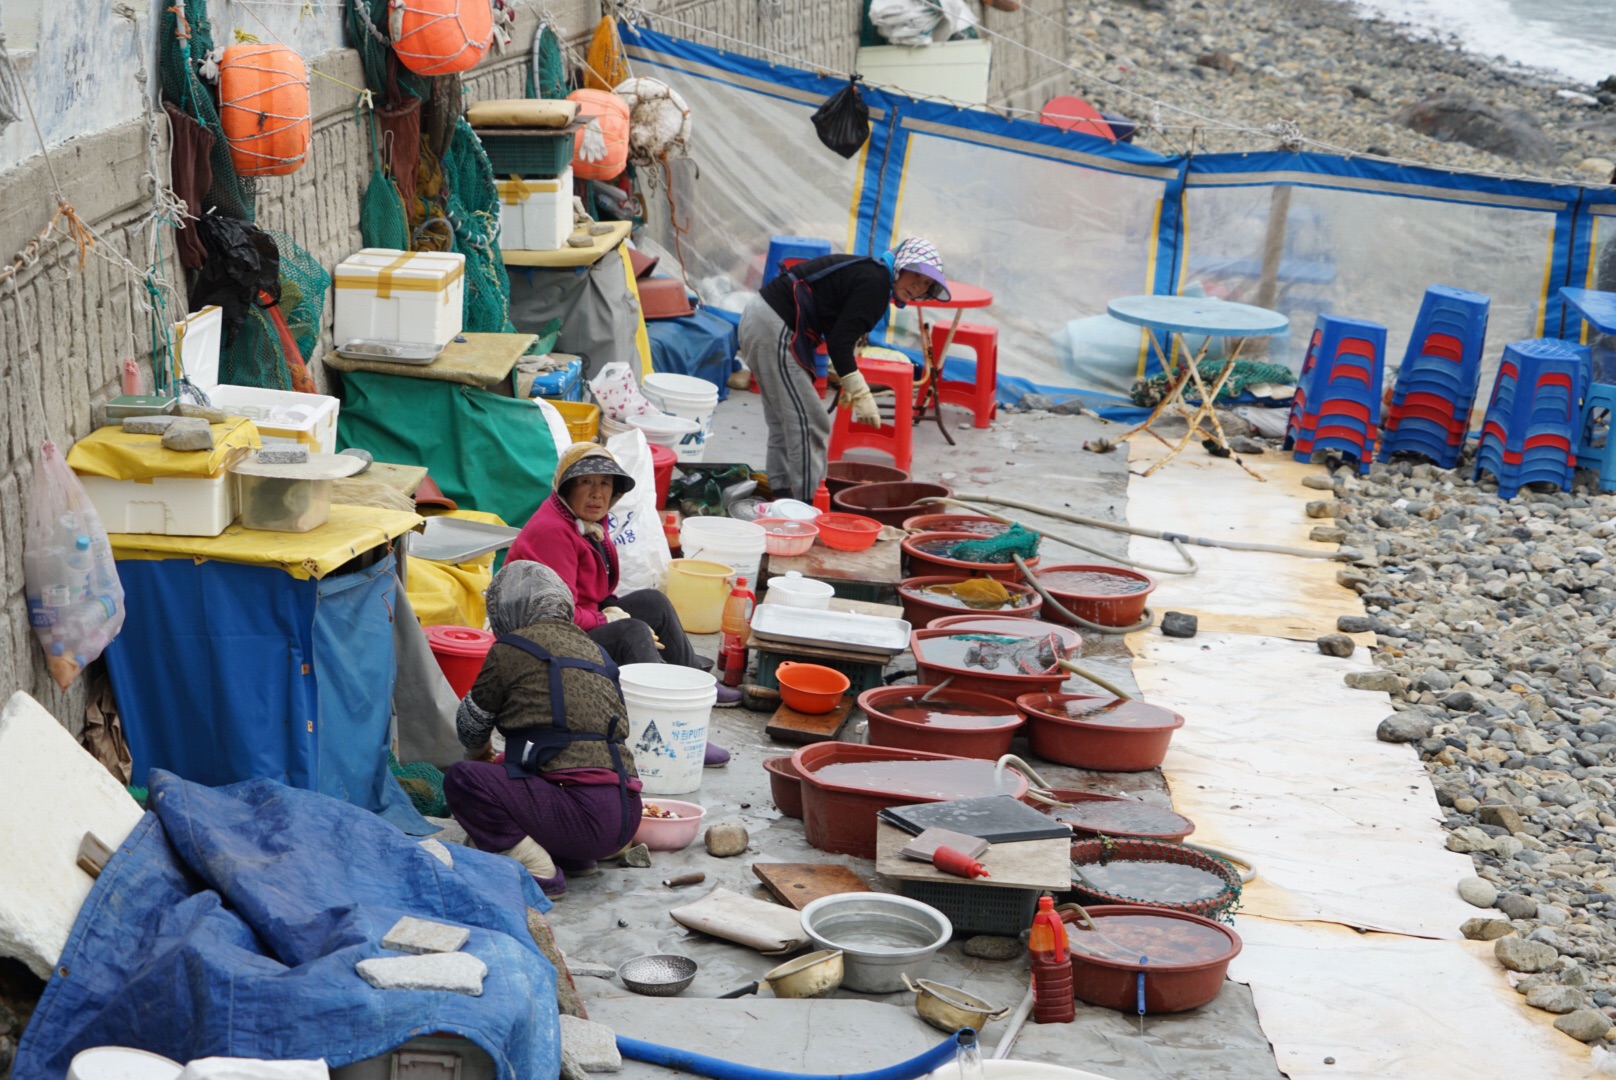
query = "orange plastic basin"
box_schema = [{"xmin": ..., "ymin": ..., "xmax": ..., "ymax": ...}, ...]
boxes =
[{"xmin": 776, "ymin": 662, "xmax": 850, "ymax": 714}]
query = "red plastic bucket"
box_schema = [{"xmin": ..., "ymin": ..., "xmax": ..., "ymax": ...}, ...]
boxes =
[
  {"xmin": 650, "ymin": 443, "xmax": 678, "ymax": 510},
  {"xmin": 425, "ymin": 625, "xmax": 495, "ymax": 698}
]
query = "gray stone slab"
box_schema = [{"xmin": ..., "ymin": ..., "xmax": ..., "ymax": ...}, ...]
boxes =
[
  {"xmin": 178, "ymin": 403, "xmax": 229, "ymax": 423},
  {"xmin": 256, "ymin": 446, "xmax": 310, "ymax": 465},
  {"xmin": 356, "ymin": 952, "xmax": 486, "ymax": 995},
  {"xmin": 121, "ymin": 415, "xmax": 174, "ymax": 434},
  {"xmin": 161, "ymin": 416, "xmax": 214, "ymax": 451},
  {"xmin": 563, "ymin": 958, "xmax": 618, "ymax": 979},
  {"xmin": 381, "ymin": 915, "xmax": 470, "ymax": 956},
  {"xmin": 560, "ymin": 1014, "xmax": 621, "ymax": 1073}
]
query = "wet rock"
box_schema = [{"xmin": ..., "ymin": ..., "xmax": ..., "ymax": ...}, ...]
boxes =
[
  {"xmin": 620, "ymin": 843, "xmax": 652, "ymax": 868},
  {"xmin": 1316, "ymin": 634, "xmax": 1356, "ymax": 658},
  {"xmin": 1307, "ymin": 499, "xmax": 1343, "ymax": 519},
  {"xmin": 962, "ymin": 935, "xmax": 1025, "ymax": 960},
  {"xmin": 1527, "ymin": 985, "xmax": 1589, "ymax": 1014},
  {"xmin": 1457, "ymin": 877, "xmax": 1499, "ymax": 908},
  {"xmin": 704, "ymin": 823, "xmax": 749, "ymax": 857},
  {"xmin": 1461, "ymin": 917, "xmax": 1515, "ymax": 941},
  {"xmin": 1347, "ymin": 670, "xmax": 1403, "ymax": 693},
  {"xmin": 1378, "ymin": 713, "xmax": 1432, "ymax": 743},
  {"xmin": 1553, "ymin": 1008, "xmax": 1613, "ymax": 1042},
  {"xmin": 1159, "ymin": 612, "xmax": 1198, "ymax": 638},
  {"xmin": 1393, "ymin": 92, "xmax": 1559, "ymax": 165},
  {"xmin": 1495, "ymin": 936, "xmax": 1558, "ymax": 973}
]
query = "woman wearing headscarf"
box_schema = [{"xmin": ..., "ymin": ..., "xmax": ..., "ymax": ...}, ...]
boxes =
[
  {"xmin": 508, "ymin": 442, "xmax": 738, "ymax": 760},
  {"xmin": 740, "ymin": 237, "xmax": 950, "ymax": 502},
  {"xmin": 442, "ymin": 561, "xmax": 641, "ymax": 899}
]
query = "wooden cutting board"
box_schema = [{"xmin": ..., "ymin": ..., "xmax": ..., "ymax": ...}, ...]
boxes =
[
  {"xmin": 765, "ymin": 696, "xmax": 855, "ymax": 744},
  {"xmin": 753, "ymin": 863, "xmax": 872, "ymax": 910}
]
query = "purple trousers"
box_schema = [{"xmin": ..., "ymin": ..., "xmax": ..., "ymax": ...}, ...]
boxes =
[{"xmin": 443, "ymin": 761, "xmax": 642, "ymax": 862}]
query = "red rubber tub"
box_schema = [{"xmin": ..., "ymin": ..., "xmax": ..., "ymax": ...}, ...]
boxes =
[
  {"xmin": 911, "ymin": 620, "xmax": 1082, "ymax": 699},
  {"xmin": 763, "ymin": 755, "xmax": 805, "ymax": 819},
  {"xmin": 825, "ymin": 461, "xmax": 909, "ymax": 499},
  {"xmin": 1062, "ymin": 905, "xmax": 1241, "ymax": 1014},
  {"xmin": 832, "ymin": 481, "xmax": 953, "ymax": 528},
  {"xmin": 792, "ymin": 741, "xmax": 1030, "ymax": 859},
  {"xmin": 1034, "ymin": 564, "xmax": 1156, "ymax": 628},
  {"xmin": 902, "ymin": 531, "xmax": 1038, "ymax": 584},
  {"xmin": 899, "ymin": 513, "xmax": 1011, "ymax": 536},
  {"xmin": 1017, "ymin": 693, "xmax": 1185, "ymax": 772},
  {"xmin": 897, "ymin": 575, "xmax": 1042, "ymax": 627},
  {"xmin": 1042, "ymin": 789, "xmax": 1195, "ymax": 843},
  {"xmin": 857, "ymin": 685, "xmax": 1025, "ymax": 760}
]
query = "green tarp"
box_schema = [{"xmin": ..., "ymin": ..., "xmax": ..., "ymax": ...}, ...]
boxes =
[{"xmin": 337, "ymin": 371, "xmax": 558, "ymax": 531}]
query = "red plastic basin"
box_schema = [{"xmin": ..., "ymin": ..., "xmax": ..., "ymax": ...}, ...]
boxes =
[
  {"xmin": 1062, "ymin": 905, "xmax": 1241, "ymax": 1014},
  {"xmin": 897, "ymin": 575, "xmax": 1043, "ymax": 627},
  {"xmin": 911, "ymin": 621, "xmax": 1081, "ymax": 700},
  {"xmin": 825, "ymin": 460, "xmax": 910, "ymax": 499},
  {"xmin": 1034, "ymin": 564, "xmax": 1156, "ymax": 628},
  {"xmin": 763, "ymin": 755, "xmax": 805, "ymax": 819},
  {"xmin": 425, "ymin": 625, "xmax": 495, "ymax": 698},
  {"xmin": 1017, "ymin": 693, "xmax": 1184, "ymax": 772},
  {"xmin": 650, "ymin": 443, "xmax": 677, "ymax": 510},
  {"xmin": 832, "ymin": 481, "xmax": 953, "ymax": 528},
  {"xmin": 857, "ymin": 685, "xmax": 1025, "ymax": 760},
  {"xmin": 792, "ymin": 741, "xmax": 1029, "ymax": 859},
  {"xmin": 1042, "ymin": 788, "xmax": 1195, "ymax": 843},
  {"xmin": 899, "ymin": 513, "xmax": 1011, "ymax": 535},
  {"xmin": 902, "ymin": 531, "xmax": 1038, "ymax": 584}
]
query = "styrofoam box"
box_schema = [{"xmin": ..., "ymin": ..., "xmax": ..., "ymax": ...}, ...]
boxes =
[
  {"xmin": 855, "ymin": 40, "xmax": 991, "ymax": 105},
  {"xmin": 333, "ymin": 248, "xmax": 466, "ymax": 348},
  {"xmin": 498, "ymin": 168, "xmax": 573, "ymax": 252},
  {"xmin": 79, "ymin": 471, "xmax": 237, "ymax": 537},
  {"xmin": 177, "ymin": 305, "xmax": 340, "ymax": 452}
]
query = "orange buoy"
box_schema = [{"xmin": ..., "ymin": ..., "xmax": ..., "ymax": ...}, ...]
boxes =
[
  {"xmin": 567, "ymin": 88, "xmax": 630, "ymax": 181},
  {"xmin": 389, "ymin": 0, "xmax": 493, "ymax": 76},
  {"xmin": 218, "ymin": 44, "xmax": 311, "ymax": 177}
]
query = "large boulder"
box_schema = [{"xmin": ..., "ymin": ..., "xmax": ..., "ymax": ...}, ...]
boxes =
[{"xmin": 1393, "ymin": 93, "xmax": 1559, "ymax": 165}]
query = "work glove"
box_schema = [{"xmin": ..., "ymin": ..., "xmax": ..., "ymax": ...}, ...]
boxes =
[
  {"xmin": 602, "ymin": 606, "xmax": 632, "ymax": 623},
  {"xmin": 838, "ymin": 370, "xmax": 882, "ymax": 428}
]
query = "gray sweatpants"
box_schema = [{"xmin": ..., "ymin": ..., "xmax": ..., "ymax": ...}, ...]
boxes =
[{"xmin": 739, "ymin": 295, "xmax": 832, "ymax": 502}]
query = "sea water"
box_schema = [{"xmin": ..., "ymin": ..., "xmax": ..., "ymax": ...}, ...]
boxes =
[{"xmin": 1341, "ymin": 0, "xmax": 1616, "ymax": 85}]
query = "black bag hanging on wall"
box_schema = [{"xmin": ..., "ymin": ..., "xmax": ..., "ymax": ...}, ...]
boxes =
[{"xmin": 812, "ymin": 76, "xmax": 871, "ymax": 159}]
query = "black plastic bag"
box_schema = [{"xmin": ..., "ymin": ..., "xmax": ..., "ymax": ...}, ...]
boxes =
[{"xmin": 812, "ymin": 78, "xmax": 870, "ymax": 159}]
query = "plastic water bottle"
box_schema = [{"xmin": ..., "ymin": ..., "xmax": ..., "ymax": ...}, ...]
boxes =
[
  {"xmin": 1028, "ymin": 894, "xmax": 1075, "ymax": 1023},
  {"xmin": 719, "ymin": 577, "xmax": 756, "ymax": 688}
]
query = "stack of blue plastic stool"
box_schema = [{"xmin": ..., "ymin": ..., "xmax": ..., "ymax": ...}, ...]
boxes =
[
  {"xmin": 1381, "ymin": 285, "xmax": 1490, "ymax": 469},
  {"xmin": 1575, "ymin": 380, "xmax": 1616, "ymax": 493},
  {"xmin": 1473, "ymin": 338, "xmax": 1589, "ymax": 498},
  {"xmin": 762, "ymin": 235, "xmax": 832, "ymax": 285},
  {"xmin": 1285, "ymin": 313, "xmax": 1387, "ymax": 474}
]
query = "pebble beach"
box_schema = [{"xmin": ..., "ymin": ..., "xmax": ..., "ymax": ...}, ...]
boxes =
[{"xmin": 1064, "ymin": 0, "xmax": 1616, "ymax": 183}]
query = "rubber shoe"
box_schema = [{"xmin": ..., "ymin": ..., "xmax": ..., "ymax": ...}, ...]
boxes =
[
  {"xmin": 534, "ymin": 868, "xmax": 567, "ymax": 900},
  {"xmin": 714, "ymin": 684, "xmax": 742, "ymax": 708},
  {"xmin": 703, "ymin": 742, "xmax": 731, "ymax": 768},
  {"xmin": 557, "ymin": 858, "xmax": 599, "ymax": 877}
]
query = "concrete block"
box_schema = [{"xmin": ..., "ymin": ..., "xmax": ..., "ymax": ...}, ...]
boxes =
[
  {"xmin": 161, "ymin": 417, "xmax": 215, "ymax": 452},
  {"xmin": 418, "ymin": 837, "xmax": 455, "ymax": 866},
  {"xmin": 381, "ymin": 915, "xmax": 470, "ymax": 955},
  {"xmin": 356, "ymin": 951, "xmax": 486, "ymax": 995},
  {"xmin": 255, "ymin": 447, "xmax": 309, "ymax": 465},
  {"xmin": 178, "ymin": 403, "xmax": 229, "ymax": 424},
  {"xmin": 0, "ymin": 690, "xmax": 144, "ymax": 979},
  {"xmin": 560, "ymin": 1015, "xmax": 621, "ymax": 1073},
  {"xmin": 562, "ymin": 957, "xmax": 617, "ymax": 979},
  {"xmin": 122, "ymin": 415, "xmax": 175, "ymax": 435}
]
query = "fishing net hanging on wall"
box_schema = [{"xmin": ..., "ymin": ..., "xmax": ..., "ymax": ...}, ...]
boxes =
[
  {"xmin": 440, "ymin": 116, "xmax": 513, "ymax": 333},
  {"xmin": 360, "ymin": 107, "xmax": 412, "ymax": 250},
  {"xmin": 215, "ymin": 230, "xmax": 331, "ymax": 392},
  {"xmin": 527, "ymin": 24, "xmax": 568, "ymax": 100},
  {"xmin": 159, "ymin": 0, "xmax": 256, "ymax": 221},
  {"xmin": 348, "ymin": 0, "xmax": 431, "ymax": 104}
]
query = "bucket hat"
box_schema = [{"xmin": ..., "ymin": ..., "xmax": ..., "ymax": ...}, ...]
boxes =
[{"xmin": 893, "ymin": 238, "xmax": 950, "ymax": 302}]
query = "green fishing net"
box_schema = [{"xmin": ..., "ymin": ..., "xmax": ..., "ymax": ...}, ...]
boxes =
[
  {"xmin": 948, "ymin": 523, "xmax": 1041, "ymax": 564},
  {"xmin": 347, "ymin": 0, "xmax": 429, "ymax": 104},
  {"xmin": 159, "ymin": 0, "xmax": 255, "ymax": 220},
  {"xmin": 527, "ymin": 24, "xmax": 568, "ymax": 100},
  {"xmin": 441, "ymin": 116, "xmax": 514, "ymax": 333},
  {"xmin": 389, "ymin": 752, "xmax": 449, "ymax": 818},
  {"xmin": 1129, "ymin": 358, "xmax": 1295, "ymax": 408},
  {"xmin": 1070, "ymin": 836, "xmax": 1243, "ymax": 924},
  {"xmin": 218, "ymin": 230, "xmax": 330, "ymax": 391},
  {"xmin": 360, "ymin": 108, "xmax": 411, "ymax": 250}
]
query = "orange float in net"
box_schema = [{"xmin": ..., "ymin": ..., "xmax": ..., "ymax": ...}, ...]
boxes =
[
  {"xmin": 389, "ymin": 0, "xmax": 493, "ymax": 76},
  {"xmin": 568, "ymin": 89, "xmax": 630, "ymax": 181},
  {"xmin": 218, "ymin": 44, "xmax": 311, "ymax": 178}
]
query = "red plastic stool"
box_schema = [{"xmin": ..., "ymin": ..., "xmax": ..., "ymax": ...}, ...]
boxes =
[
  {"xmin": 829, "ymin": 355, "xmax": 914, "ymax": 472},
  {"xmin": 930, "ymin": 322, "xmax": 999, "ymax": 429}
]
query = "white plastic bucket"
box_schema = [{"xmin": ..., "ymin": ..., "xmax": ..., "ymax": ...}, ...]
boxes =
[
  {"xmin": 629, "ymin": 413, "xmax": 705, "ymax": 463},
  {"xmin": 642, "ymin": 373, "xmax": 719, "ymax": 461},
  {"xmin": 620, "ymin": 662, "xmax": 717, "ymax": 794},
  {"xmin": 680, "ymin": 517, "xmax": 766, "ymax": 588}
]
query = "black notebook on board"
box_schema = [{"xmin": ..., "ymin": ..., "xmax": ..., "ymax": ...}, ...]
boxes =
[{"xmin": 878, "ymin": 796, "xmax": 1072, "ymax": 844}]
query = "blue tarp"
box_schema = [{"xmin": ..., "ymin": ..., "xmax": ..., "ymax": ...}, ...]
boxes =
[
  {"xmin": 14, "ymin": 771, "xmax": 557, "ymax": 1080},
  {"xmin": 646, "ymin": 305, "xmax": 739, "ymax": 400},
  {"xmin": 103, "ymin": 553, "xmax": 430, "ymax": 835}
]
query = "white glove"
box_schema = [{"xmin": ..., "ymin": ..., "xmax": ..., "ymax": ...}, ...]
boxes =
[
  {"xmin": 580, "ymin": 119, "xmax": 607, "ymax": 163},
  {"xmin": 838, "ymin": 370, "xmax": 882, "ymax": 428},
  {"xmin": 602, "ymin": 606, "xmax": 631, "ymax": 623}
]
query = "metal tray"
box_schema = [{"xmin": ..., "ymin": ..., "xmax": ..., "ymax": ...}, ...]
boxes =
[
  {"xmin": 406, "ymin": 516, "xmax": 521, "ymax": 563},
  {"xmin": 749, "ymin": 604, "xmax": 910, "ymax": 656},
  {"xmin": 336, "ymin": 339, "xmax": 444, "ymax": 366}
]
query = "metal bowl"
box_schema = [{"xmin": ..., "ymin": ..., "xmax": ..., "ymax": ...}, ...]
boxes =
[
  {"xmin": 799, "ymin": 893, "xmax": 952, "ymax": 993},
  {"xmin": 618, "ymin": 953, "xmax": 698, "ymax": 996}
]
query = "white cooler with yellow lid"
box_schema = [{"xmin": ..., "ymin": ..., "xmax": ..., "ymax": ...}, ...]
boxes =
[
  {"xmin": 333, "ymin": 248, "xmax": 466, "ymax": 348},
  {"xmin": 497, "ymin": 167, "xmax": 573, "ymax": 252}
]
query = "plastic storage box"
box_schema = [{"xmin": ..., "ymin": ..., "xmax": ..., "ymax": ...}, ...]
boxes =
[
  {"xmin": 479, "ymin": 130, "xmax": 575, "ymax": 177},
  {"xmin": 527, "ymin": 355, "xmax": 584, "ymax": 400},
  {"xmin": 178, "ymin": 305, "xmax": 341, "ymax": 453},
  {"xmin": 232, "ymin": 452, "xmax": 366, "ymax": 533},
  {"xmin": 497, "ymin": 168, "xmax": 573, "ymax": 251},
  {"xmin": 66, "ymin": 416, "xmax": 261, "ymax": 537},
  {"xmin": 896, "ymin": 878, "xmax": 1040, "ymax": 937},
  {"xmin": 333, "ymin": 248, "xmax": 466, "ymax": 348}
]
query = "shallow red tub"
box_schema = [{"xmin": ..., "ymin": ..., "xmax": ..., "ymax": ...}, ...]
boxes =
[
  {"xmin": 902, "ymin": 531, "xmax": 1037, "ymax": 584},
  {"xmin": 791, "ymin": 741, "xmax": 1029, "ymax": 859},
  {"xmin": 825, "ymin": 461, "xmax": 910, "ymax": 499},
  {"xmin": 858, "ymin": 685, "xmax": 1025, "ymax": 760},
  {"xmin": 1034, "ymin": 564, "xmax": 1156, "ymax": 628},
  {"xmin": 763, "ymin": 755, "xmax": 805, "ymax": 819},
  {"xmin": 1062, "ymin": 905, "xmax": 1241, "ymax": 1014},
  {"xmin": 899, "ymin": 513, "xmax": 1011, "ymax": 535},
  {"xmin": 1017, "ymin": 693, "xmax": 1184, "ymax": 772},
  {"xmin": 832, "ymin": 481, "xmax": 953, "ymax": 528},
  {"xmin": 911, "ymin": 620, "xmax": 1081, "ymax": 700},
  {"xmin": 897, "ymin": 574, "xmax": 1043, "ymax": 627}
]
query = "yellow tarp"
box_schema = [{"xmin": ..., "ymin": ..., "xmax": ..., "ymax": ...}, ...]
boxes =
[
  {"xmin": 111, "ymin": 504, "xmax": 422, "ymax": 580},
  {"xmin": 67, "ymin": 419, "xmax": 261, "ymax": 481},
  {"xmin": 405, "ymin": 509, "xmax": 505, "ymax": 628}
]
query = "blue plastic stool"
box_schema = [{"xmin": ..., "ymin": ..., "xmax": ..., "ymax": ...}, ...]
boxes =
[
  {"xmin": 1577, "ymin": 381, "xmax": 1616, "ymax": 492},
  {"xmin": 1473, "ymin": 338, "xmax": 1589, "ymax": 496},
  {"xmin": 1289, "ymin": 314, "xmax": 1386, "ymax": 468},
  {"xmin": 762, "ymin": 236, "xmax": 833, "ymax": 286}
]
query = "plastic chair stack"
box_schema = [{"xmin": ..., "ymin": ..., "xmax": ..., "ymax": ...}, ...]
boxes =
[
  {"xmin": 1473, "ymin": 338, "xmax": 1590, "ymax": 498},
  {"xmin": 1576, "ymin": 381, "xmax": 1616, "ymax": 493},
  {"xmin": 1381, "ymin": 286, "xmax": 1490, "ymax": 469},
  {"xmin": 1285, "ymin": 313, "xmax": 1388, "ymax": 474}
]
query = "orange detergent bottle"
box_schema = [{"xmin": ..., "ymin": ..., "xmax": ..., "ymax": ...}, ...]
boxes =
[
  {"xmin": 719, "ymin": 577, "xmax": 755, "ymax": 687},
  {"xmin": 1028, "ymin": 894, "xmax": 1075, "ymax": 1023}
]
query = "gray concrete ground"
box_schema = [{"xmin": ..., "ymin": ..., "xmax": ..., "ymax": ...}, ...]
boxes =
[{"xmin": 545, "ymin": 391, "xmax": 1285, "ymax": 1079}]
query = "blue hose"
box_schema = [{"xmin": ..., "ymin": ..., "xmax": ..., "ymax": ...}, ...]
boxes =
[{"xmin": 616, "ymin": 1027, "xmax": 975, "ymax": 1080}]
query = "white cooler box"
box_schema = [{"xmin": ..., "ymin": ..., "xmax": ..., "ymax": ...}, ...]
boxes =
[
  {"xmin": 497, "ymin": 168, "xmax": 573, "ymax": 252},
  {"xmin": 78, "ymin": 472, "xmax": 238, "ymax": 537},
  {"xmin": 333, "ymin": 248, "xmax": 466, "ymax": 348},
  {"xmin": 177, "ymin": 306, "xmax": 341, "ymax": 453}
]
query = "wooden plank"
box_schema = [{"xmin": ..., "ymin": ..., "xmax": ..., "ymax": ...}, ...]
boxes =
[
  {"xmin": 765, "ymin": 696, "xmax": 855, "ymax": 744},
  {"xmin": 753, "ymin": 862, "xmax": 873, "ymax": 910},
  {"xmin": 747, "ymin": 634, "xmax": 895, "ymax": 667},
  {"xmin": 503, "ymin": 221, "xmax": 631, "ymax": 267},
  {"xmin": 874, "ymin": 821, "xmax": 1070, "ymax": 891},
  {"xmin": 322, "ymin": 332, "xmax": 536, "ymax": 388},
  {"xmin": 766, "ymin": 540, "xmax": 904, "ymax": 587},
  {"xmin": 363, "ymin": 461, "xmax": 430, "ymax": 497}
]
